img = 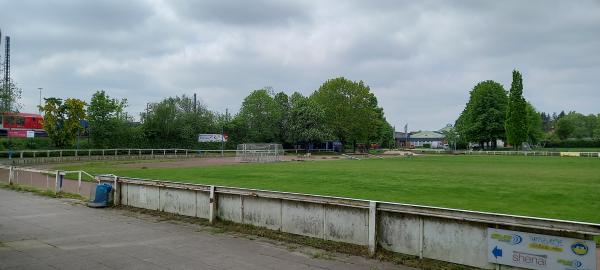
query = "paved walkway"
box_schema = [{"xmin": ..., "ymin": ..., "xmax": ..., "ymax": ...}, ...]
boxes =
[{"xmin": 0, "ymin": 188, "xmax": 409, "ymax": 270}]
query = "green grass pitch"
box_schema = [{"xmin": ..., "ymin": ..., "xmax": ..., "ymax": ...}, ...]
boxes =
[{"xmin": 58, "ymin": 155, "xmax": 600, "ymax": 224}]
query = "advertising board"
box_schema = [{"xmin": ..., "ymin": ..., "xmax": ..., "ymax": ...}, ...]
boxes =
[
  {"xmin": 198, "ymin": 134, "xmax": 228, "ymax": 142},
  {"xmin": 487, "ymin": 228, "xmax": 596, "ymax": 270}
]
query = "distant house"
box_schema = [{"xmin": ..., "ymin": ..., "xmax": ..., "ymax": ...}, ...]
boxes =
[{"xmin": 395, "ymin": 129, "xmax": 447, "ymax": 148}]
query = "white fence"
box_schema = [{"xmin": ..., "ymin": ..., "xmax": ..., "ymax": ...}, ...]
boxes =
[
  {"xmin": 0, "ymin": 165, "xmax": 97, "ymax": 198},
  {"xmin": 97, "ymin": 175, "xmax": 600, "ymax": 270},
  {"xmin": 411, "ymin": 148, "xmax": 600, "ymax": 157}
]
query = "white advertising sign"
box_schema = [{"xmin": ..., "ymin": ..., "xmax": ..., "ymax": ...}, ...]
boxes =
[
  {"xmin": 487, "ymin": 228, "xmax": 596, "ymax": 270},
  {"xmin": 198, "ymin": 134, "xmax": 227, "ymax": 142},
  {"xmin": 26, "ymin": 130, "xmax": 35, "ymax": 138}
]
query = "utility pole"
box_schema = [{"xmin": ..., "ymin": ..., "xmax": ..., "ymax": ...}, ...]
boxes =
[{"xmin": 4, "ymin": 36, "xmax": 10, "ymax": 112}]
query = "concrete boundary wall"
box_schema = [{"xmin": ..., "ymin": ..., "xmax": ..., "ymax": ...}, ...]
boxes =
[{"xmin": 100, "ymin": 176, "xmax": 600, "ymax": 269}]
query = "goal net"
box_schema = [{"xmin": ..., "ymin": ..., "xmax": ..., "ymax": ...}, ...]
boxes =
[{"xmin": 236, "ymin": 143, "xmax": 284, "ymax": 163}]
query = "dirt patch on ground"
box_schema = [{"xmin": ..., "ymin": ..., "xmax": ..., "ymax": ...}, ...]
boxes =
[
  {"xmin": 121, "ymin": 157, "xmax": 242, "ymax": 169},
  {"xmin": 119, "ymin": 155, "xmax": 344, "ymax": 169}
]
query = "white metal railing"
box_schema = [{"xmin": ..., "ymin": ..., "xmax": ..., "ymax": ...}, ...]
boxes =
[
  {"xmin": 409, "ymin": 148, "xmax": 600, "ymax": 158},
  {"xmin": 0, "ymin": 164, "xmax": 97, "ymax": 197}
]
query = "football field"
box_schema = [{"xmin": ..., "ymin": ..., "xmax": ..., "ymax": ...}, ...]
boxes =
[{"xmin": 58, "ymin": 155, "xmax": 600, "ymax": 224}]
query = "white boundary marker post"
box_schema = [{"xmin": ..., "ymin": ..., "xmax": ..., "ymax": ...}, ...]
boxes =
[
  {"xmin": 368, "ymin": 201, "xmax": 377, "ymax": 255},
  {"xmin": 8, "ymin": 166, "xmax": 13, "ymax": 185},
  {"xmin": 78, "ymin": 171, "xmax": 82, "ymax": 194}
]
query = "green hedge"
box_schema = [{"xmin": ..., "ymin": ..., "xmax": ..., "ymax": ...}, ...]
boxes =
[{"xmin": 544, "ymin": 140, "xmax": 600, "ymax": 148}]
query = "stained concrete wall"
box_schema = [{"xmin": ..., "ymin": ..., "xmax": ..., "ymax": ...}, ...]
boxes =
[
  {"xmin": 115, "ymin": 180, "xmax": 598, "ymax": 270},
  {"xmin": 242, "ymin": 196, "xmax": 282, "ymax": 231},
  {"xmin": 422, "ymin": 217, "xmax": 489, "ymax": 268}
]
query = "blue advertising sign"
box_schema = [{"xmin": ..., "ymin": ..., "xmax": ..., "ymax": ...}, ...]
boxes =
[{"xmin": 487, "ymin": 228, "xmax": 596, "ymax": 270}]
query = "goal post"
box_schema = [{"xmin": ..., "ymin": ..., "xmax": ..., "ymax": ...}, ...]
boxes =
[{"xmin": 236, "ymin": 143, "xmax": 284, "ymax": 163}]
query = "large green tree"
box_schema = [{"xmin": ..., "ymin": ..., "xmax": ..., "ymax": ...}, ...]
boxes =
[
  {"xmin": 525, "ymin": 102, "xmax": 543, "ymax": 145},
  {"xmin": 235, "ymin": 89, "xmax": 282, "ymax": 143},
  {"xmin": 505, "ymin": 70, "xmax": 528, "ymax": 149},
  {"xmin": 456, "ymin": 80, "xmax": 508, "ymax": 149},
  {"xmin": 40, "ymin": 98, "xmax": 87, "ymax": 148},
  {"xmin": 286, "ymin": 93, "xmax": 330, "ymax": 148},
  {"xmin": 312, "ymin": 77, "xmax": 382, "ymax": 150},
  {"xmin": 553, "ymin": 112, "xmax": 596, "ymax": 140},
  {"xmin": 273, "ymin": 91, "xmax": 290, "ymax": 144},
  {"xmin": 87, "ymin": 90, "xmax": 128, "ymax": 148},
  {"xmin": 142, "ymin": 95, "xmax": 215, "ymax": 148}
]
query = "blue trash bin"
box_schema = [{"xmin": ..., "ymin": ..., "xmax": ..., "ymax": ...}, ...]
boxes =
[{"xmin": 88, "ymin": 183, "xmax": 113, "ymax": 208}]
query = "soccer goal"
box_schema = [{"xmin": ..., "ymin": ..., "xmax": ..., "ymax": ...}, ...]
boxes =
[{"xmin": 236, "ymin": 143, "xmax": 284, "ymax": 163}]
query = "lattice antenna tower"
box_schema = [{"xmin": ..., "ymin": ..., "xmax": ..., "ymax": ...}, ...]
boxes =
[{"xmin": 5, "ymin": 35, "xmax": 10, "ymax": 111}]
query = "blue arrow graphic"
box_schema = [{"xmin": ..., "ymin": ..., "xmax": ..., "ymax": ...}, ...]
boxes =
[{"xmin": 492, "ymin": 246, "xmax": 502, "ymax": 258}]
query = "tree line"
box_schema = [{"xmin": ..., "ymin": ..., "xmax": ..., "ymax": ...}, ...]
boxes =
[
  {"xmin": 451, "ymin": 70, "xmax": 600, "ymax": 149},
  {"xmin": 38, "ymin": 77, "xmax": 394, "ymax": 150}
]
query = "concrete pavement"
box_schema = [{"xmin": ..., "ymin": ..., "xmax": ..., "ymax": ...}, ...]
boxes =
[{"xmin": 0, "ymin": 188, "xmax": 410, "ymax": 270}]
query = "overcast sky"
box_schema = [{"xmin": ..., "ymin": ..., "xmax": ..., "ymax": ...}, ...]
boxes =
[{"xmin": 1, "ymin": 0, "xmax": 599, "ymax": 131}]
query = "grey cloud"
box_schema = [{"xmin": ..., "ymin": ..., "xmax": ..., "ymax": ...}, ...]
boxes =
[
  {"xmin": 169, "ymin": 0, "xmax": 310, "ymax": 26},
  {"xmin": 2, "ymin": 0, "xmax": 600, "ymax": 130}
]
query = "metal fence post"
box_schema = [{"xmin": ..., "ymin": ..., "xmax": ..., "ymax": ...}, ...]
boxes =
[
  {"xmin": 113, "ymin": 176, "xmax": 120, "ymax": 206},
  {"xmin": 78, "ymin": 171, "xmax": 82, "ymax": 194},
  {"xmin": 8, "ymin": 166, "xmax": 13, "ymax": 185},
  {"xmin": 368, "ymin": 201, "xmax": 377, "ymax": 255},
  {"xmin": 209, "ymin": 186, "xmax": 217, "ymax": 224}
]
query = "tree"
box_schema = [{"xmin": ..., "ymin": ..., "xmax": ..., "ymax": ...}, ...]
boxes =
[
  {"xmin": 87, "ymin": 90, "xmax": 128, "ymax": 148},
  {"xmin": 141, "ymin": 95, "xmax": 216, "ymax": 148},
  {"xmin": 273, "ymin": 91, "xmax": 290, "ymax": 144},
  {"xmin": 369, "ymin": 108, "xmax": 395, "ymax": 148},
  {"xmin": 525, "ymin": 103, "xmax": 543, "ymax": 145},
  {"xmin": 236, "ymin": 89, "xmax": 281, "ymax": 143},
  {"xmin": 555, "ymin": 117, "xmax": 575, "ymax": 140},
  {"xmin": 505, "ymin": 70, "xmax": 528, "ymax": 149},
  {"xmin": 456, "ymin": 80, "xmax": 508, "ymax": 149},
  {"xmin": 312, "ymin": 77, "xmax": 382, "ymax": 150},
  {"xmin": 286, "ymin": 93, "xmax": 330, "ymax": 149},
  {"xmin": 442, "ymin": 126, "xmax": 459, "ymax": 150},
  {"xmin": 593, "ymin": 114, "xmax": 600, "ymax": 139},
  {"xmin": 40, "ymin": 98, "xmax": 86, "ymax": 148},
  {"xmin": 0, "ymin": 78, "xmax": 23, "ymax": 112},
  {"xmin": 540, "ymin": 112, "xmax": 552, "ymax": 132}
]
